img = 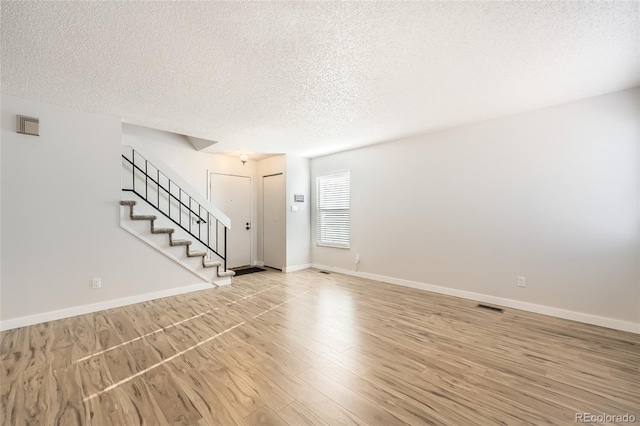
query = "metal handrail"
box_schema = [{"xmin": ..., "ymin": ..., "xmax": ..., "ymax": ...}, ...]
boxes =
[{"xmin": 121, "ymin": 148, "xmax": 227, "ymax": 270}]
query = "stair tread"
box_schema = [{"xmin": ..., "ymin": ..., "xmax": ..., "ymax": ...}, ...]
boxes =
[
  {"xmin": 120, "ymin": 200, "xmax": 136, "ymax": 206},
  {"xmin": 171, "ymin": 239, "xmax": 192, "ymax": 246},
  {"xmin": 203, "ymin": 260, "xmax": 222, "ymax": 268},
  {"xmin": 152, "ymin": 228, "xmax": 175, "ymax": 234},
  {"xmin": 131, "ymin": 214, "xmax": 156, "ymax": 220},
  {"xmin": 187, "ymin": 250, "xmax": 207, "ymax": 257},
  {"xmin": 217, "ymin": 270, "xmax": 236, "ymax": 277}
]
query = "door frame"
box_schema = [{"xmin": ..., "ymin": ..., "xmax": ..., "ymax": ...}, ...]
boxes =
[{"xmin": 207, "ymin": 171, "xmax": 253, "ymax": 268}]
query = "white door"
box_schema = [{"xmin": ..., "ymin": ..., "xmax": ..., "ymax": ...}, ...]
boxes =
[
  {"xmin": 209, "ymin": 174, "xmax": 251, "ymax": 268},
  {"xmin": 263, "ymin": 173, "xmax": 286, "ymax": 270}
]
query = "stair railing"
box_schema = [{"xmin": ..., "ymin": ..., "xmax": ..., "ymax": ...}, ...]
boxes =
[{"xmin": 121, "ymin": 146, "xmax": 228, "ymax": 271}]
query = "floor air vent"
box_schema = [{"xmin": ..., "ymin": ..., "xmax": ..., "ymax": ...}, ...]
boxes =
[
  {"xmin": 319, "ymin": 271, "xmax": 331, "ymax": 274},
  {"xmin": 476, "ymin": 304, "xmax": 504, "ymax": 313}
]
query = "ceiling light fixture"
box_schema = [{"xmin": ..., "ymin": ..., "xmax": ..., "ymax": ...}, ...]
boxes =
[{"xmin": 240, "ymin": 154, "xmax": 248, "ymax": 165}]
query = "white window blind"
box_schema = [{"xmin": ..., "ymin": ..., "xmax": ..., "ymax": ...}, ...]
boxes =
[{"xmin": 316, "ymin": 171, "xmax": 350, "ymax": 248}]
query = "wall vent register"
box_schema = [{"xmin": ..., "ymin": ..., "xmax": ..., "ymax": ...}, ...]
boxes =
[{"xmin": 16, "ymin": 115, "xmax": 39, "ymax": 136}]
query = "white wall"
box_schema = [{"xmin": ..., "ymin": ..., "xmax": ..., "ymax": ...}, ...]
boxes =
[
  {"xmin": 122, "ymin": 124, "xmax": 259, "ymax": 264},
  {"xmin": 0, "ymin": 95, "xmax": 206, "ymax": 328},
  {"xmin": 0, "ymin": 101, "xmax": 2, "ymax": 316},
  {"xmin": 285, "ymin": 156, "xmax": 311, "ymax": 271},
  {"xmin": 311, "ymin": 88, "xmax": 640, "ymax": 328},
  {"xmin": 0, "ymin": 102, "xmax": 2, "ymax": 314}
]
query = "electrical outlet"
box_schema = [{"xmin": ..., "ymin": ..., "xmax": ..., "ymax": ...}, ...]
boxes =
[
  {"xmin": 92, "ymin": 278, "xmax": 102, "ymax": 289},
  {"xmin": 356, "ymin": 254, "xmax": 360, "ymax": 264},
  {"xmin": 517, "ymin": 276, "xmax": 526, "ymax": 287}
]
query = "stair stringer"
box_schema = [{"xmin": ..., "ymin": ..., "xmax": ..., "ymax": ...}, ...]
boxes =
[{"xmin": 119, "ymin": 195, "xmax": 232, "ymax": 286}]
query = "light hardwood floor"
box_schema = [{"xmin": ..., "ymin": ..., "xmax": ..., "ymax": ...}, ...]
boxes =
[{"xmin": 1, "ymin": 269, "xmax": 638, "ymax": 425}]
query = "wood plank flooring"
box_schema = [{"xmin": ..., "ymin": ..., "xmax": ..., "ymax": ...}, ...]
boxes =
[{"xmin": 1, "ymin": 269, "xmax": 638, "ymax": 425}]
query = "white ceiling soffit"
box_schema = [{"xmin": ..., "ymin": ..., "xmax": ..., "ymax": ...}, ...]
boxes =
[
  {"xmin": 187, "ymin": 136, "xmax": 218, "ymax": 152},
  {"xmin": 2, "ymin": 1, "xmax": 638, "ymax": 158}
]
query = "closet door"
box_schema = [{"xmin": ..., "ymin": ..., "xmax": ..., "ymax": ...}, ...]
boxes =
[{"xmin": 263, "ymin": 173, "xmax": 285, "ymax": 270}]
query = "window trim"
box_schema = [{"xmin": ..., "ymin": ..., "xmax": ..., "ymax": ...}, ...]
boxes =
[{"xmin": 316, "ymin": 170, "xmax": 350, "ymax": 249}]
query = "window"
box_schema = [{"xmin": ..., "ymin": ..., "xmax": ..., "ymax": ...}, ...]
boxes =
[{"xmin": 316, "ymin": 170, "xmax": 350, "ymax": 248}]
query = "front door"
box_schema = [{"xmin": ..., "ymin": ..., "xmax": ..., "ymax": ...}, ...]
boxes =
[{"xmin": 209, "ymin": 173, "xmax": 251, "ymax": 268}]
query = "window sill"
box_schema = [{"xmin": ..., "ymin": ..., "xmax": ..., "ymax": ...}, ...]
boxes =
[{"xmin": 316, "ymin": 243, "xmax": 350, "ymax": 249}]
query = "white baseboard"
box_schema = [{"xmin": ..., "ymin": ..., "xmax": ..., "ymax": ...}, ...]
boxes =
[
  {"xmin": 310, "ymin": 264, "xmax": 640, "ymax": 334},
  {"xmin": 0, "ymin": 282, "xmax": 213, "ymax": 331},
  {"xmin": 253, "ymin": 261, "xmax": 265, "ymax": 267},
  {"xmin": 285, "ymin": 263, "xmax": 311, "ymax": 273}
]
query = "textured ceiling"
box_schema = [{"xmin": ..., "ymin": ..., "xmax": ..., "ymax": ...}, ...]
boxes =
[{"xmin": 2, "ymin": 1, "xmax": 639, "ymax": 158}]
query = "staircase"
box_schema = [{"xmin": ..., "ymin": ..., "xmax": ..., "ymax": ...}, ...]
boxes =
[
  {"xmin": 120, "ymin": 201, "xmax": 235, "ymax": 279},
  {"xmin": 120, "ymin": 146, "xmax": 235, "ymax": 284}
]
